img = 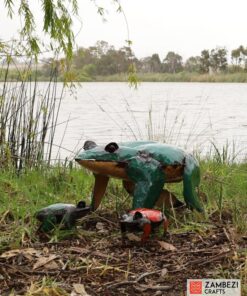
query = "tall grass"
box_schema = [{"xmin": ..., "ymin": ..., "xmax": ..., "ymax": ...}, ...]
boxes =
[{"xmin": 0, "ymin": 55, "xmax": 64, "ymax": 171}]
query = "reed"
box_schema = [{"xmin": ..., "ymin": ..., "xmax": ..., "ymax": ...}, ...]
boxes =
[{"xmin": 0, "ymin": 55, "xmax": 64, "ymax": 171}]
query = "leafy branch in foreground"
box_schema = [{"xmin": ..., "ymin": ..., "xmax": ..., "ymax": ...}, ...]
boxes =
[{"xmin": 4, "ymin": 0, "xmax": 78, "ymax": 59}]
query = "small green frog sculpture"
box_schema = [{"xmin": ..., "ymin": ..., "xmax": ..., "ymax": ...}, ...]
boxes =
[
  {"xmin": 75, "ymin": 140, "xmax": 203, "ymax": 212},
  {"xmin": 35, "ymin": 201, "xmax": 91, "ymax": 232}
]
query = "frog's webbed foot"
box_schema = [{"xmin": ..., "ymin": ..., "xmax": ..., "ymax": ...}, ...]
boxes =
[{"xmin": 127, "ymin": 153, "xmax": 165, "ymax": 209}]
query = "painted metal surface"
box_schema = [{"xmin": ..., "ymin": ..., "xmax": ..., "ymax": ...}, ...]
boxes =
[
  {"xmin": 36, "ymin": 202, "xmax": 91, "ymax": 232},
  {"xmin": 129, "ymin": 208, "xmax": 165, "ymax": 223},
  {"xmin": 75, "ymin": 141, "xmax": 202, "ymax": 212},
  {"xmin": 120, "ymin": 208, "xmax": 168, "ymax": 241}
]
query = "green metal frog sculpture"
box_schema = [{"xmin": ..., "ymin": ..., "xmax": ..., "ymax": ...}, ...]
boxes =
[
  {"xmin": 35, "ymin": 201, "xmax": 91, "ymax": 232},
  {"xmin": 75, "ymin": 141, "xmax": 203, "ymax": 212}
]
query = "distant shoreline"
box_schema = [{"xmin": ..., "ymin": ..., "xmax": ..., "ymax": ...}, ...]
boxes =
[
  {"xmin": 1, "ymin": 72, "xmax": 247, "ymax": 83},
  {"xmin": 94, "ymin": 72, "xmax": 247, "ymax": 83}
]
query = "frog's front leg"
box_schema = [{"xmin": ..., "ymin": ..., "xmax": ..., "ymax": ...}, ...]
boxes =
[
  {"xmin": 123, "ymin": 180, "xmax": 184, "ymax": 209},
  {"xmin": 126, "ymin": 153, "xmax": 165, "ymax": 209},
  {"xmin": 183, "ymin": 154, "xmax": 203, "ymax": 212},
  {"xmin": 91, "ymin": 174, "xmax": 109, "ymax": 210}
]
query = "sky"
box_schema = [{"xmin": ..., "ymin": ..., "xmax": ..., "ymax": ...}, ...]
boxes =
[{"xmin": 1, "ymin": 0, "xmax": 247, "ymax": 60}]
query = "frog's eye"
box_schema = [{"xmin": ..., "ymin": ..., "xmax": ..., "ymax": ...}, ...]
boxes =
[
  {"xmin": 83, "ymin": 140, "xmax": 97, "ymax": 150},
  {"xmin": 105, "ymin": 142, "xmax": 119, "ymax": 153},
  {"xmin": 133, "ymin": 211, "xmax": 143, "ymax": 220},
  {"xmin": 77, "ymin": 200, "xmax": 86, "ymax": 208}
]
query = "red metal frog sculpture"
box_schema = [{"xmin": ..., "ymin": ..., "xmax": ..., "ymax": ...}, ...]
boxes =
[{"xmin": 120, "ymin": 208, "xmax": 169, "ymax": 242}]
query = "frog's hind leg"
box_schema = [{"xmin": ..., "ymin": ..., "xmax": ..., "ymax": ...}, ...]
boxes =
[
  {"xmin": 127, "ymin": 155, "xmax": 165, "ymax": 209},
  {"xmin": 91, "ymin": 174, "xmax": 109, "ymax": 210},
  {"xmin": 183, "ymin": 154, "xmax": 203, "ymax": 212},
  {"xmin": 122, "ymin": 180, "xmax": 135, "ymax": 194}
]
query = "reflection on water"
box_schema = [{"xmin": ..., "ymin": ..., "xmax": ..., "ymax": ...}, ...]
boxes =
[{"xmin": 53, "ymin": 82, "xmax": 246, "ymax": 161}]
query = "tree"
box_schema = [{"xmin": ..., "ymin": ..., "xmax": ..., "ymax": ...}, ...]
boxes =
[
  {"xmin": 95, "ymin": 45, "xmax": 135, "ymax": 75},
  {"xmin": 138, "ymin": 54, "xmax": 162, "ymax": 73},
  {"xmin": 72, "ymin": 48, "xmax": 96, "ymax": 70},
  {"xmin": 162, "ymin": 51, "xmax": 183, "ymax": 73},
  {"xmin": 210, "ymin": 48, "xmax": 227, "ymax": 73},
  {"xmin": 231, "ymin": 45, "xmax": 247, "ymax": 70},
  {"xmin": 139, "ymin": 57, "xmax": 153, "ymax": 72},
  {"xmin": 184, "ymin": 56, "xmax": 201, "ymax": 73},
  {"xmin": 149, "ymin": 54, "xmax": 162, "ymax": 72},
  {"xmin": 199, "ymin": 50, "xmax": 210, "ymax": 73},
  {"xmin": 231, "ymin": 47, "xmax": 242, "ymax": 66}
]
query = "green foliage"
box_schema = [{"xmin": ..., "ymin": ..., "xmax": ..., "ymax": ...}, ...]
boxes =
[
  {"xmin": 184, "ymin": 56, "xmax": 201, "ymax": 73},
  {"xmin": 0, "ymin": 166, "xmax": 93, "ymax": 250},
  {"xmin": 0, "ymin": 59, "xmax": 64, "ymax": 170},
  {"xmin": 210, "ymin": 48, "xmax": 228, "ymax": 73},
  {"xmin": 0, "ymin": 157, "xmax": 246, "ymax": 253},
  {"xmin": 0, "ymin": 167, "xmax": 93, "ymax": 216},
  {"xmin": 4, "ymin": 0, "xmax": 79, "ymax": 59},
  {"xmin": 231, "ymin": 45, "xmax": 247, "ymax": 70},
  {"xmin": 3, "ymin": 41, "xmax": 247, "ymax": 82},
  {"xmin": 138, "ymin": 54, "xmax": 162, "ymax": 73},
  {"xmin": 200, "ymin": 49, "xmax": 210, "ymax": 73},
  {"xmin": 163, "ymin": 51, "xmax": 183, "ymax": 73}
]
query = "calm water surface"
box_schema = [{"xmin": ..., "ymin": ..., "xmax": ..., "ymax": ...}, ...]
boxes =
[
  {"xmin": 52, "ymin": 82, "xmax": 247, "ymax": 160},
  {"xmin": 53, "ymin": 83, "xmax": 247, "ymax": 158}
]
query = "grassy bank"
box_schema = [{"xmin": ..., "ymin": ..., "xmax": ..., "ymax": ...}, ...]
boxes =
[
  {"xmin": 95, "ymin": 72, "xmax": 247, "ymax": 83},
  {"xmin": 1, "ymin": 160, "xmax": 246, "ymax": 237},
  {"xmin": 2, "ymin": 69, "xmax": 247, "ymax": 83},
  {"xmin": 0, "ymin": 159, "xmax": 246, "ymax": 294}
]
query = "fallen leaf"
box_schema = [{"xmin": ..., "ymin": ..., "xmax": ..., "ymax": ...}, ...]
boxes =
[
  {"xmin": 158, "ymin": 241, "xmax": 177, "ymax": 251},
  {"xmin": 43, "ymin": 247, "xmax": 50, "ymax": 255},
  {"xmin": 0, "ymin": 248, "xmax": 40, "ymax": 259},
  {"xmin": 33, "ymin": 254, "xmax": 58, "ymax": 270},
  {"xmin": 161, "ymin": 268, "xmax": 168, "ymax": 278},
  {"xmin": 72, "ymin": 284, "xmax": 90, "ymax": 296},
  {"xmin": 96, "ymin": 222, "xmax": 104, "ymax": 230},
  {"xmin": 27, "ymin": 284, "xmax": 67, "ymax": 296},
  {"xmin": 126, "ymin": 233, "xmax": 141, "ymax": 242},
  {"xmin": 43, "ymin": 260, "xmax": 59, "ymax": 270}
]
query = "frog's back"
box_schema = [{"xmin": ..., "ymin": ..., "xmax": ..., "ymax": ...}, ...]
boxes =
[
  {"xmin": 125, "ymin": 142, "xmax": 187, "ymax": 165},
  {"xmin": 44, "ymin": 203, "xmax": 75, "ymax": 211},
  {"xmin": 36, "ymin": 203, "xmax": 75, "ymax": 219}
]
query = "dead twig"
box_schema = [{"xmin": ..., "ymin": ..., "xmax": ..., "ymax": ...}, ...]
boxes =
[
  {"xmin": 105, "ymin": 269, "xmax": 165, "ymax": 289},
  {"xmin": 135, "ymin": 284, "xmax": 173, "ymax": 292}
]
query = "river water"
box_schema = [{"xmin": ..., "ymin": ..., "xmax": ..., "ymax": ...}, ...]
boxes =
[
  {"xmin": 51, "ymin": 82, "xmax": 247, "ymax": 161},
  {"xmin": 2, "ymin": 81, "xmax": 244, "ymax": 161}
]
